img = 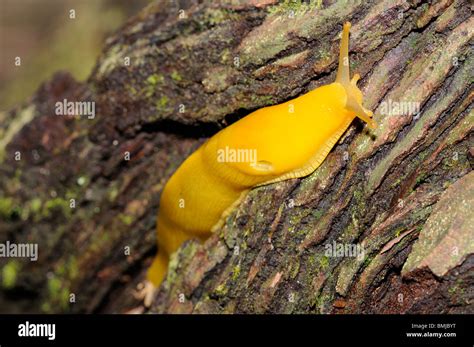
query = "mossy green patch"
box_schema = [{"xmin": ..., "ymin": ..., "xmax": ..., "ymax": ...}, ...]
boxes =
[
  {"xmin": 315, "ymin": 292, "xmax": 333, "ymax": 312},
  {"xmin": 289, "ymin": 259, "xmax": 300, "ymax": 279},
  {"xmin": 47, "ymin": 275, "xmax": 70, "ymax": 310},
  {"xmin": 127, "ymin": 85, "xmax": 138, "ymax": 96},
  {"xmin": 214, "ymin": 283, "xmax": 228, "ymax": 296},
  {"xmin": 108, "ymin": 185, "xmax": 120, "ymax": 202},
  {"xmin": 362, "ymin": 254, "xmax": 374, "ymax": 269},
  {"xmin": 142, "ymin": 74, "xmax": 165, "ymax": 98},
  {"xmin": 17, "ymin": 197, "xmax": 43, "ymax": 221},
  {"xmin": 29, "ymin": 198, "xmax": 42, "ymax": 214},
  {"xmin": 220, "ymin": 48, "xmax": 232, "ymax": 64},
  {"xmin": 312, "ymin": 209, "xmax": 324, "ymax": 220},
  {"xmin": 268, "ymin": 0, "xmax": 321, "ymax": 15},
  {"xmin": 2, "ymin": 260, "xmax": 20, "ymax": 288},
  {"xmin": 118, "ymin": 213, "xmax": 134, "ymax": 226},
  {"xmin": 202, "ymin": 8, "xmax": 239, "ymax": 26},
  {"xmin": 319, "ymin": 255, "xmax": 330, "ymax": 270},
  {"xmin": 231, "ymin": 265, "xmax": 241, "ymax": 281},
  {"xmin": 0, "ymin": 197, "xmax": 15, "ymax": 219},
  {"xmin": 146, "ymin": 74, "xmax": 164, "ymax": 86},
  {"xmin": 155, "ymin": 96, "xmax": 169, "ymax": 111},
  {"xmin": 42, "ymin": 197, "xmax": 71, "ymax": 218},
  {"xmin": 57, "ymin": 257, "xmax": 79, "ymax": 280},
  {"xmin": 250, "ymin": 94, "xmax": 275, "ymax": 106},
  {"xmin": 170, "ymin": 70, "xmax": 182, "ymax": 82}
]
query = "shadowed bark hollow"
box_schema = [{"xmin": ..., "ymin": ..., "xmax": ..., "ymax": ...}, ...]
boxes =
[{"xmin": 0, "ymin": 0, "xmax": 472, "ymax": 314}]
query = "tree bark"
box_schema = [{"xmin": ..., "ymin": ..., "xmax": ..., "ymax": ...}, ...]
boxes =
[{"xmin": 0, "ymin": 0, "xmax": 472, "ymax": 314}]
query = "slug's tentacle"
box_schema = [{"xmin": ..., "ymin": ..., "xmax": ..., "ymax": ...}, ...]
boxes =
[
  {"xmin": 336, "ymin": 22, "xmax": 351, "ymax": 86},
  {"xmin": 346, "ymin": 96, "xmax": 377, "ymax": 129},
  {"xmin": 351, "ymin": 73, "xmax": 360, "ymax": 85},
  {"xmin": 335, "ymin": 22, "xmax": 377, "ymax": 129}
]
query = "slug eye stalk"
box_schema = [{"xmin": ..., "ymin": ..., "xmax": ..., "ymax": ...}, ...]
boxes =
[{"xmin": 335, "ymin": 22, "xmax": 377, "ymax": 129}]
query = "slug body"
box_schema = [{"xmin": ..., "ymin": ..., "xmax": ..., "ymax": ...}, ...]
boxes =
[{"xmin": 146, "ymin": 22, "xmax": 375, "ymax": 288}]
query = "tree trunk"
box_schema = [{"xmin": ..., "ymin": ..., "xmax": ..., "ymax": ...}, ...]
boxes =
[{"xmin": 0, "ymin": 0, "xmax": 472, "ymax": 314}]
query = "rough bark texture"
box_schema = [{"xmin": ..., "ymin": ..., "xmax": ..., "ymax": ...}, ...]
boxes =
[{"xmin": 0, "ymin": 0, "xmax": 472, "ymax": 314}]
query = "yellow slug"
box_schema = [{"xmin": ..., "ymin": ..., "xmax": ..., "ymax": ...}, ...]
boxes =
[{"xmin": 145, "ymin": 22, "xmax": 376, "ymax": 294}]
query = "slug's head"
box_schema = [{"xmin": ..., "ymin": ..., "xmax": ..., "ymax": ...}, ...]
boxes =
[{"xmin": 335, "ymin": 22, "xmax": 377, "ymax": 129}]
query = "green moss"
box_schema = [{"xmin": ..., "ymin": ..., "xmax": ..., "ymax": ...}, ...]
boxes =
[
  {"xmin": 268, "ymin": 0, "xmax": 320, "ymax": 15},
  {"xmin": 42, "ymin": 197, "xmax": 71, "ymax": 218},
  {"xmin": 315, "ymin": 293, "xmax": 333, "ymax": 311},
  {"xmin": 448, "ymin": 279, "xmax": 465, "ymax": 296},
  {"xmin": 391, "ymin": 177, "xmax": 402, "ymax": 188},
  {"xmin": 308, "ymin": 253, "xmax": 318, "ymax": 268},
  {"xmin": 19, "ymin": 198, "xmax": 44, "ymax": 221},
  {"xmin": 353, "ymin": 189, "xmax": 363, "ymax": 202},
  {"xmin": 393, "ymin": 226, "xmax": 405, "ymax": 238},
  {"xmin": 167, "ymin": 248, "xmax": 192, "ymax": 286},
  {"xmin": 47, "ymin": 276, "xmax": 62, "ymax": 297},
  {"xmin": 231, "ymin": 265, "xmax": 241, "ymax": 281},
  {"xmin": 290, "ymin": 259, "xmax": 300, "ymax": 279},
  {"xmin": 343, "ymin": 220, "xmax": 358, "ymax": 239},
  {"xmin": 319, "ymin": 50, "xmax": 330, "ymax": 60},
  {"xmin": 60, "ymin": 288, "xmax": 70, "ymax": 309},
  {"xmin": 415, "ymin": 173, "xmax": 428, "ymax": 186},
  {"xmin": 57, "ymin": 257, "xmax": 79, "ymax": 280},
  {"xmin": 352, "ymin": 188, "xmax": 366, "ymax": 212},
  {"xmin": 118, "ymin": 213, "xmax": 134, "ymax": 226},
  {"xmin": 29, "ymin": 198, "xmax": 42, "ymax": 214},
  {"xmin": 362, "ymin": 254, "xmax": 374, "ymax": 269},
  {"xmin": 319, "ymin": 255, "xmax": 330, "ymax": 270},
  {"xmin": 143, "ymin": 74, "xmax": 164, "ymax": 98},
  {"xmin": 296, "ymin": 228, "xmax": 309, "ymax": 237},
  {"xmin": 220, "ymin": 48, "xmax": 232, "ymax": 64},
  {"xmin": 65, "ymin": 190, "xmax": 77, "ymax": 201},
  {"xmin": 202, "ymin": 8, "xmax": 238, "ymax": 26},
  {"xmin": 312, "ymin": 209, "xmax": 324, "ymax": 220},
  {"xmin": 170, "ymin": 70, "xmax": 182, "ymax": 82},
  {"xmin": 146, "ymin": 74, "xmax": 164, "ymax": 86},
  {"xmin": 214, "ymin": 283, "xmax": 228, "ymax": 296},
  {"xmin": 127, "ymin": 85, "xmax": 138, "ymax": 96},
  {"xmin": 155, "ymin": 96, "xmax": 169, "ymax": 111},
  {"xmin": 47, "ymin": 275, "xmax": 70, "ymax": 310},
  {"xmin": 289, "ymin": 213, "xmax": 303, "ymax": 225},
  {"xmin": 108, "ymin": 185, "xmax": 119, "ymax": 202},
  {"xmin": 2, "ymin": 261, "xmax": 20, "ymax": 288},
  {"xmin": 41, "ymin": 302, "xmax": 52, "ymax": 313},
  {"xmin": 70, "ymin": 262, "xmax": 80, "ymax": 281},
  {"xmin": 0, "ymin": 197, "xmax": 14, "ymax": 219},
  {"xmin": 250, "ymin": 94, "xmax": 274, "ymax": 106}
]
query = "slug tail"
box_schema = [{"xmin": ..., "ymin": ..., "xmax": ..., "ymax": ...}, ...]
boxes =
[{"xmin": 147, "ymin": 251, "xmax": 169, "ymax": 286}]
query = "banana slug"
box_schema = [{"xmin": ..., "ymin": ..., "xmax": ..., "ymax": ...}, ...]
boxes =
[{"xmin": 146, "ymin": 22, "xmax": 376, "ymax": 291}]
